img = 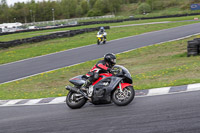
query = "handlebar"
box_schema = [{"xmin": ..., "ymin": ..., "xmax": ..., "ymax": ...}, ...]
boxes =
[{"xmin": 110, "ymin": 69, "xmax": 121, "ymax": 76}]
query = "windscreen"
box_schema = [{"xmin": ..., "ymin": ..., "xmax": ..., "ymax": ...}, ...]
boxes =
[{"xmin": 113, "ymin": 65, "xmax": 132, "ymax": 83}]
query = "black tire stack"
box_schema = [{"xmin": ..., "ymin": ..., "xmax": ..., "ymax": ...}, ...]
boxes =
[{"xmin": 187, "ymin": 38, "xmax": 200, "ymax": 57}]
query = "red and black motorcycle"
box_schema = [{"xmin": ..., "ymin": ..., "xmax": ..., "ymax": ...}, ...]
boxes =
[{"xmin": 65, "ymin": 65, "xmax": 135, "ymax": 109}]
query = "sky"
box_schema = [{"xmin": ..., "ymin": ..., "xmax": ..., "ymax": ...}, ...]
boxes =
[{"xmin": 7, "ymin": 0, "xmax": 46, "ymax": 6}]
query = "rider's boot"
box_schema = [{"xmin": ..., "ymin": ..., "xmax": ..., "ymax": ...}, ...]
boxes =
[
  {"xmin": 80, "ymin": 80, "xmax": 91, "ymax": 92},
  {"xmin": 80, "ymin": 81, "xmax": 92, "ymax": 101},
  {"xmin": 104, "ymin": 36, "xmax": 106, "ymax": 41}
]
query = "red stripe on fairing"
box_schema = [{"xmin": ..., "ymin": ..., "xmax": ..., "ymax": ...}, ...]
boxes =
[
  {"xmin": 92, "ymin": 73, "xmax": 113, "ymax": 85},
  {"xmin": 92, "ymin": 77, "xmax": 103, "ymax": 85},
  {"xmin": 97, "ymin": 63, "xmax": 108, "ymax": 70}
]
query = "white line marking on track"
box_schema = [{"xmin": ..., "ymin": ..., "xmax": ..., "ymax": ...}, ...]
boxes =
[
  {"xmin": 0, "ymin": 62, "xmax": 84, "ymax": 85},
  {"xmin": 49, "ymin": 97, "xmax": 65, "ymax": 104},
  {"xmin": 23, "ymin": 99, "xmax": 42, "ymax": 105},
  {"xmin": 137, "ymin": 89, "xmax": 200, "ymax": 98},
  {"xmin": 147, "ymin": 87, "xmax": 171, "ymax": 96},
  {"xmin": 3, "ymin": 99, "xmax": 22, "ymax": 106},
  {"xmin": 116, "ymin": 32, "xmax": 200, "ymax": 55},
  {"xmin": 1, "ymin": 85, "xmax": 200, "ymax": 107},
  {"xmin": 187, "ymin": 83, "xmax": 200, "ymax": 91}
]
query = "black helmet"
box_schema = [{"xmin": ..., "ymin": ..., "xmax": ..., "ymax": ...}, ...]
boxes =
[{"xmin": 104, "ymin": 53, "xmax": 116, "ymax": 66}]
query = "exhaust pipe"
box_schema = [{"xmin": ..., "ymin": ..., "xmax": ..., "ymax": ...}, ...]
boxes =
[
  {"xmin": 65, "ymin": 85, "xmax": 79, "ymax": 93},
  {"xmin": 65, "ymin": 85, "xmax": 91, "ymax": 101}
]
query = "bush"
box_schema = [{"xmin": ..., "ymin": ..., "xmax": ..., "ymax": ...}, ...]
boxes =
[
  {"xmin": 87, "ymin": 9, "xmax": 103, "ymax": 17},
  {"xmin": 152, "ymin": 0, "xmax": 164, "ymax": 10},
  {"xmin": 180, "ymin": 1, "xmax": 191, "ymax": 10},
  {"xmin": 163, "ymin": 0, "xmax": 179, "ymax": 8},
  {"xmin": 138, "ymin": 3, "xmax": 151, "ymax": 14}
]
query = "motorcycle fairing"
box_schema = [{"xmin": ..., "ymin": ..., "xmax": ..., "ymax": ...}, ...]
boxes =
[
  {"xmin": 92, "ymin": 76, "xmax": 123, "ymax": 103},
  {"xmin": 93, "ymin": 76, "xmax": 122, "ymax": 95},
  {"xmin": 69, "ymin": 75, "xmax": 85, "ymax": 86}
]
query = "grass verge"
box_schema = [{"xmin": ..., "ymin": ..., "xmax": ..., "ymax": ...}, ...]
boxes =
[
  {"xmin": 0, "ymin": 21, "xmax": 199, "ymax": 65},
  {"xmin": 1, "ymin": 35, "xmax": 200, "ymax": 100}
]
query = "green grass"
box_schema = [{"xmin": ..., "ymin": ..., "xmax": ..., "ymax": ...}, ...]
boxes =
[
  {"xmin": 1, "ymin": 15, "xmax": 200, "ymax": 42},
  {"xmin": 1, "ymin": 34, "xmax": 200, "ymax": 100},
  {"xmin": 0, "ymin": 21, "xmax": 199, "ymax": 65},
  {"xmin": 118, "ymin": 2, "xmax": 200, "ymax": 18}
]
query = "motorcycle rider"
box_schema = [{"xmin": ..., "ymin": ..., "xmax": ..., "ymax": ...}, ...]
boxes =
[
  {"xmin": 81, "ymin": 53, "xmax": 116, "ymax": 92},
  {"xmin": 97, "ymin": 27, "xmax": 107, "ymax": 41}
]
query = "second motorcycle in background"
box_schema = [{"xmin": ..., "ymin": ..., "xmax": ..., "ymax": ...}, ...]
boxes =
[{"xmin": 97, "ymin": 27, "xmax": 107, "ymax": 45}]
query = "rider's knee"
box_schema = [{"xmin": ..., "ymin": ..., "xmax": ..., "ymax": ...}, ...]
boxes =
[{"xmin": 93, "ymin": 73, "xmax": 99, "ymax": 80}]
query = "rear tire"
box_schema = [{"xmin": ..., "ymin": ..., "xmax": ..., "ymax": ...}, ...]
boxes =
[
  {"xmin": 66, "ymin": 91, "xmax": 87, "ymax": 109},
  {"xmin": 112, "ymin": 86, "xmax": 135, "ymax": 106}
]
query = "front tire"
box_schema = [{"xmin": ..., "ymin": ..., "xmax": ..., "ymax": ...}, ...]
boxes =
[
  {"xmin": 97, "ymin": 40, "xmax": 100, "ymax": 45},
  {"xmin": 66, "ymin": 91, "xmax": 87, "ymax": 109},
  {"xmin": 112, "ymin": 86, "xmax": 135, "ymax": 106}
]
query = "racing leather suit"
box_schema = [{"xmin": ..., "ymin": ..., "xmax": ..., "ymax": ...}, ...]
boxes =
[
  {"xmin": 83, "ymin": 60, "xmax": 112, "ymax": 88},
  {"xmin": 97, "ymin": 30, "xmax": 107, "ymax": 40}
]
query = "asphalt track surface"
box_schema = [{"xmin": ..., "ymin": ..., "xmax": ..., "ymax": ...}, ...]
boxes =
[
  {"xmin": 1, "ymin": 22, "xmax": 200, "ymax": 84},
  {"xmin": 0, "ymin": 91, "xmax": 200, "ymax": 133}
]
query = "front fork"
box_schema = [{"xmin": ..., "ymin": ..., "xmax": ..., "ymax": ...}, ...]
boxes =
[
  {"xmin": 98, "ymin": 37, "xmax": 103, "ymax": 41},
  {"xmin": 118, "ymin": 81, "xmax": 123, "ymax": 92}
]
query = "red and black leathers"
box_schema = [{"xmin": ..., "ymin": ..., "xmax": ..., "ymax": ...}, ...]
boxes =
[
  {"xmin": 83, "ymin": 60, "xmax": 112, "ymax": 88},
  {"xmin": 86, "ymin": 60, "xmax": 111, "ymax": 77}
]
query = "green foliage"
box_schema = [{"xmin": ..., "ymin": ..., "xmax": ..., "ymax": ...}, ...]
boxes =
[
  {"xmin": 152, "ymin": 0, "xmax": 164, "ymax": 10},
  {"xmin": 138, "ymin": 3, "xmax": 151, "ymax": 14},
  {"xmin": 108, "ymin": 0, "xmax": 122, "ymax": 14},
  {"xmin": 0, "ymin": 0, "xmax": 124, "ymax": 23},
  {"xmin": 81, "ymin": 0, "xmax": 89, "ymax": 14},
  {"xmin": 93, "ymin": 0, "xmax": 104, "ymax": 13},
  {"xmin": 0, "ymin": 0, "xmax": 199, "ymax": 24},
  {"xmin": 87, "ymin": 9, "xmax": 103, "ymax": 17},
  {"xmin": 76, "ymin": 5, "xmax": 83, "ymax": 17}
]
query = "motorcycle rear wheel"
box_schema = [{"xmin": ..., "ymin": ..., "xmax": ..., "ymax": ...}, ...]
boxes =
[
  {"xmin": 112, "ymin": 86, "xmax": 135, "ymax": 106},
  {"xmin": 66, "ymin": 92, "xmax": 87, "ymax": 109}
]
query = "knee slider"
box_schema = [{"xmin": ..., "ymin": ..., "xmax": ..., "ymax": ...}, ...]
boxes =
[{"xmin": 94, "ymin": 73, "xmax": 99, "ymax": 80}]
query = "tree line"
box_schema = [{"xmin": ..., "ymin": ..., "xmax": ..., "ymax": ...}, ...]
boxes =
[
  {"xmin": 0, "ymin": 0, "xmax": 141, "ymax": 23},
  {"xmin": 0, "ymin": 0, "xmax": 195, "ymax": 24}
]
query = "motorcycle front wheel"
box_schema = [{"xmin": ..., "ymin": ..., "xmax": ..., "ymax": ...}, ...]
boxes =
[
  {"xmin": 66, "ymin": 91, "xmax": 87, "ymax": 109},
  {"xmin": 112, "ymin": 86, "xmax": 135, "ymax": 106},
  {"xmin": 97, "ymin": 39, "xmax": 100, "ymax": 45}
]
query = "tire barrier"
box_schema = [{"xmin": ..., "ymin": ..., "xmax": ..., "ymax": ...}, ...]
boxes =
[
  {"xmin": 1, "ymin": 12, "xmax": 200, "ymax": 36},
  {"xmin": 0, "ymin": 24, "xmax": 84, "ymax": 36},
  {"xmin": 0, "ymin": 26, "xmax": 110, "ymax": 49},
  {"xmin": 187, "ymin": 38, "xmax": 200, "ymax": 57}
]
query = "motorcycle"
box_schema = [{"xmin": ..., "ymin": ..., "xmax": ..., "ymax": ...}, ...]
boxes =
[
  {"xmin": 97, "ymin": 33, "xmax": 107, "ymax": 45},
  {"xmin": 65, "ymin": 65, "xmax": 135, "ymax": 109}
]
